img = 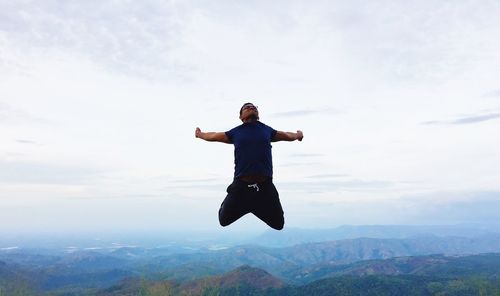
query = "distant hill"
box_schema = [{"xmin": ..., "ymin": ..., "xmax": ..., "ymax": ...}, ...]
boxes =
[
  {"xmin": 180, "ymin": 265, "xmax": 285, "ymax": 295},
  {"xmin": 98, "ymin": 265, "xmax": 284, "ymax": 296},
  {"xmin": 252, "ymin": 224, "xmax": 500, "ymax": 247},
  {"xmin": 148, "ymin": 234, "xmax": 500, "ymax": 282},
  {"xmin": 0, "ymin": 261, "xmax": 37, "ymax": 295},
  {"xmin": 290, "ymin": 253, "xmax": 500, "ymax": 284},
  {"xmin": 287, "ymin": 275, "xmax": 500, "ymax": 296},
  {"xmin": 98, "ymin": 254, "xmax": 500, "ymax": 296}
]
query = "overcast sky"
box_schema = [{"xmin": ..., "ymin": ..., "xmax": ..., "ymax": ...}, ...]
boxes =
[{"xmin": 1, "ymin": 0, "xmax": 500, "ymax": 235}]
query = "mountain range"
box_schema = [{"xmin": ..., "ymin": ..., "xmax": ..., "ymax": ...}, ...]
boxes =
[
  {"xmin": 251, "ymin": 224, "xmax": 500, "ymax": 247},
  {"xmin": 2, "ymin": 225, "xmax": 500, "ymax": 295},
  {"xmin": 97, "ymin": 253, "xmax": 500, "ymax": 296}
]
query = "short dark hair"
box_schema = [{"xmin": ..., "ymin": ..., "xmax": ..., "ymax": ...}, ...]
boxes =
[{"xmin": 240, "ymin": 102, "xmax": 255, "ymax": 115}]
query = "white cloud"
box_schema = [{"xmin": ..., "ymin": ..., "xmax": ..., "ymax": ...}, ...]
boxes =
[
  {"xmin": 483, "ymin": 89, "xmax": 500, "ymax": 98},
  {"xmin": 0, "ymin": 0, "xmax": 185, "ymax": 79},
  {"xmin": 0, "ymin": 161, "xmax": 102, "ymax": 185}
]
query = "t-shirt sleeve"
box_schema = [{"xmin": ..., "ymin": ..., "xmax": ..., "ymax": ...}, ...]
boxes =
[
  {"xmin": 269, "ymin": 126, "xmax": 277, "ymax": 139},
  {"xmin": 225, "ymin": 128, "xmax": 235, "ymax": 143}
]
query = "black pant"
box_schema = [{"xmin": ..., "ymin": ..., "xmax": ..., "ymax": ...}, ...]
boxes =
[{"xmin": 218, "ymin": 178, "xmax": 284, "ymax": 230}]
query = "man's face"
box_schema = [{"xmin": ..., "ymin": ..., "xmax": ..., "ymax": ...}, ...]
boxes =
[{"xmin": 240, "ymin": 104, "xmax": 259, "ymax": 121}]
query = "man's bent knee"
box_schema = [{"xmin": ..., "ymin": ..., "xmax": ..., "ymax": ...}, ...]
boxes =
[
  {"xmin": 218, "ymin": 211, "xmax": 235, "ymax": 227},
  {"xmin": 219, "ymin": 218, "xmax": 231, "ymax": 227},
  {"xmin": 269, "ymin": 218, "xmax": 284, "ymax": 230},
  {"xmin": 272, "ymin": 224, "xmax": 284, "ymax": 231}
]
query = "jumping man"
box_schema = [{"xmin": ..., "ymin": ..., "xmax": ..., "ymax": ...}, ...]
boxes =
[{"xmin": 195, "ymin": 102, "xmax": 303, "ymax": 230}]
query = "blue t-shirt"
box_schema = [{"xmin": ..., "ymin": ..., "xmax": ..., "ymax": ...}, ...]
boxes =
[{"xmin": 225, "ymin": 121, "xmax": 277, "ymax": 178}]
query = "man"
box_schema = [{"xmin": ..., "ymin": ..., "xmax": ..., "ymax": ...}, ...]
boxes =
[{"xmin": 195, "ymin": 102, "xmax": 303, "ymax": 230}]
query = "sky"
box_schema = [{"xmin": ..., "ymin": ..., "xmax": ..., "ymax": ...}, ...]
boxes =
[{"xmin": 1, "ymin": 0, "xmax": 500, "ymax": 235}]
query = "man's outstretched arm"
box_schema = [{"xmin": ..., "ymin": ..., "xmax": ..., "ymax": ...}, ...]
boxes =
[
  {"xmin": 272, "ymin": 130, "xmax": 304, "ymax": 142},
  {"xmin": 195, "ymin": 127, "xmax": 231, "ymax": 143}
]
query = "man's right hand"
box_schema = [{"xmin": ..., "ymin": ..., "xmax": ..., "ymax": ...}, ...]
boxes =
[
  {"xmin": 195, "ymin": 128, "xmax": 230, "ymax": 143},
  {"xmin": 296, "ymin": 130, "xmax": 304, "ymax": 141}
]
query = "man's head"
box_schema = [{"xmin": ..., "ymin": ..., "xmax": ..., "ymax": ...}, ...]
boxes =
[{"xmin": 239, "ymin": 102, "xmax": 259, "ymax": 122}]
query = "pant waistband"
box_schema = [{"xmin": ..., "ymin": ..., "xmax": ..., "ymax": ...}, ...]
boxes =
[{"xmin": 237, "ymin": 175, "xmax": 271, "ymax": 183}]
